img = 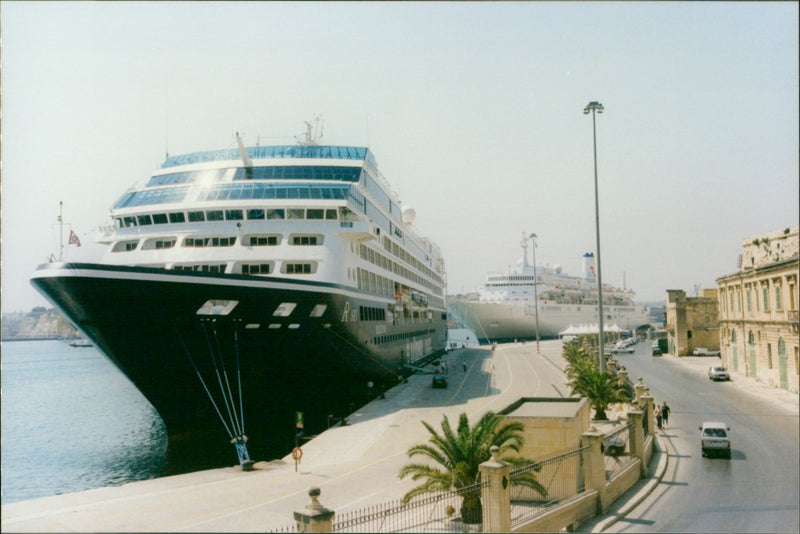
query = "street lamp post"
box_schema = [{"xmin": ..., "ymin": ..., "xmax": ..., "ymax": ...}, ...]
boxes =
[
  {"xmin": 584, "ymin": 101, "xmax": 606, "ymax": 372},
  {"xmin": 529, "ymin": 233, "xmax": 540, "ymax": 353}
]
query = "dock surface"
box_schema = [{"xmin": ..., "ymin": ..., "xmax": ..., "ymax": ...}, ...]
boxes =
[{"xmin": 2, "ymin": 340, "xmax": 569, "ymax": 532}]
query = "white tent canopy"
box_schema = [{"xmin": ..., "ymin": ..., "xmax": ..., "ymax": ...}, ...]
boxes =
[{"xmin": 559, "ymin": 323, "xmax": 627, "ymax": 339}]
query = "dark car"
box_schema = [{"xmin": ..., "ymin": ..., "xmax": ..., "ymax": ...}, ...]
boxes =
[
  {"xmin": 652, "ymin": 345, "xmax": 662, "ymax": 356},
  {"xmin": 432, "ymin": 374, "xmax": 448, "ymax": 389}
]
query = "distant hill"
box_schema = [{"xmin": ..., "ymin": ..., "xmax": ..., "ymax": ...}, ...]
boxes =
[{"xmin": 1, "ymin": 307, "xmax": 79, "ymax": 340}]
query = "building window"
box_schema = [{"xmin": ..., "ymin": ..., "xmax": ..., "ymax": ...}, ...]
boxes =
[
  {"xmin": 763, "ymin": 285, "xmax": 769, "ymax": 311},
  {"xmin": 775, "ymin": 284, "xmax": 782, "ymax": 311},
  {"xmin": 747, "ymin": 288, "xmax": 752, "ymax": 312},
  {"xmin": 767, "ymin": 343, "xmax": 773, "ymax": 369}
]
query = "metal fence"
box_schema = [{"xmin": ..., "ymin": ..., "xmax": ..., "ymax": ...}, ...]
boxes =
[
  {"xmin": 509, "ymin": 446, "xmax": 589, "ymax": 526},
  {"xmin": 602, "ymin": 421, "xmax": 636, "ymax": 480},
  {"xmin": 331, "ymin": 479, "xmax": 489, "ymax": 532}
]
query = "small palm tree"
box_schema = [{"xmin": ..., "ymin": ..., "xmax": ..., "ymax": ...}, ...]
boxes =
[
  {"xmin": 399, "ymin": 411, "xmax": 546, "ymax": 523},
  {"xmin": 567, "ymin": 364, "xmax": 630, "ymax": 420}
]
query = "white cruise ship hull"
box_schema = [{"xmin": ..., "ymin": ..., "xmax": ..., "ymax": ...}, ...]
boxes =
[{"xmin": 448, "ymin": 298, "xmax": 650, "ymax": 343}]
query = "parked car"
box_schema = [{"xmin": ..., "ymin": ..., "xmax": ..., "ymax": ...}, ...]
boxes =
[
  {"xmin": 652, "ymin": 345, "xmax": 662, "ymax": 356},
  {"xmin": 699, "ymin": 421, "xmax": 731, "ymax": 458},
  {"xmin": 612, "ymin": 346, "xmax": 635, "ymax": 354},
  {"xmin": 693, "ymin": 348, "xmax": 720, "ymax": 356},
  {"xmin": 604, "ymin": 436, "xmax": 625, "ymax": 456},
  {"xmin": 708, "ymin": 366, "xmax": 731, "ymax": 381},
  {"xmin": 432, "ymin": 374, "xmax": 448, "ymax": 389}
]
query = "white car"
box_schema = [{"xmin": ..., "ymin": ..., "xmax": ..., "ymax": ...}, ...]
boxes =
[
  {"xmin": 699, "ymin": 421, "xmax": 731, "ymax": 458},
  {"xmin": 708, "ymin": 366, "xmax": 731, "ymax": 381},
  {"xmin": 611, "ymin": 346, "xmax": 635, "ymax": 354}
]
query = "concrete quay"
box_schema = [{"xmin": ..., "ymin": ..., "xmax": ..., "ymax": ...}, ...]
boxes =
[{"xmin": 2, "ymin": 340, "xmax": 573, "ymax": 533}]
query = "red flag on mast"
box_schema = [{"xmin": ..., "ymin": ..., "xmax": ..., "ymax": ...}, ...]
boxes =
[{"xmin": 69, "ymin": 230, "xmax": 81, "ymax": 247}]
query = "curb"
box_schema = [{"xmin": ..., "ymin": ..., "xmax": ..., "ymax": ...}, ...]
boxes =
[{"xmin": 591, "ymin": 435, "xmax": 669, "ymax": 532}]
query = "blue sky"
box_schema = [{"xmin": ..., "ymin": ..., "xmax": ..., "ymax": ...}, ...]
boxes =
[{"xmin": 2, "ymin": 2, "xmax": 797, "ymax": 313}]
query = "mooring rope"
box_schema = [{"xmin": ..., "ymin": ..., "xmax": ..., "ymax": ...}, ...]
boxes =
[
  {"xmin": 234, "ymin": 322, "xmax": 246, "ymax": 437},
  {"xmin": 202, "ymin": 321, "xmax": 241, "ymax": 439},
  {"xmin": 176, "ymin": 328, "xmax": 234, "ymax": 439}
]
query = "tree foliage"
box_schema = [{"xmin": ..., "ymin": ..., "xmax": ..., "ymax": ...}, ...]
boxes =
[
  {"xmin": 399, "ymin": 411, "xmax": 547, "ymax": 523},
  {"xmin": 563, "ymin": 338, "xmax": 630, "ymax": 420}
]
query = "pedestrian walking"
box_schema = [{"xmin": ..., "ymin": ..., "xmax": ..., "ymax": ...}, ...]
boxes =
[
  {"xmin": 661, "ymin": 402, "xmax": 671, "ymax": 428},
  {"xmin": 655, "ymin": 405, "xmax": 663, "ymax": 430},
  {"xmin": 462, "ymin": 361, "xmax": 467, "ymax": 372}
]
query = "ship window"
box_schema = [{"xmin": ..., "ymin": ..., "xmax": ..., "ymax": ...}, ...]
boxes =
[
  {"xmin": 206, "ymin": 210, "xmax": 224, "ymax": 221},
  {"xmin": 291, "ymin": 235, "xmax": 322, "ymax": 246},
  {"xmin": 155, "ymin": 240, "xmax": 175, "ymax": 249},
  {"xmin": 152, "ymin": 213, "xmax": 168, "ymax": 224},
  {"xmin": 284, "ymin": 263, "xmax": 315, "ymax": 274},
  {"xmin": 137, "ymin": 214, "xmax": 153, "ymax": 226},
  {"xmin": 287, "ymin": 209, "xmax": 304, "ymax": 220},
  {"xmin": 273, "ymin": 302, "xmax": 297, "ymax": 317},
  {"xmin": 196, "ymin": 299, "xmax": 239, "ymax": 316},
  {"xmin": 225, "ymin": 209, "xmax": 243, "ymax": 221},
  {"xmin": 242, "ymin": 263, "xmax": 272, "ymax": 275},
  {"xmin": 267, "ymin": 209, "xmax": 285, "ymax": 220},
  {"xmin": 123, "ymin": 216, "xmax": 137, "ymax": 227},
  {"xmin": 307, "ymin": 209, "xmax": 324, "ymax": 220},
  {"xmin": 169, "ymin": 212, "xmax": 186, "ymax": 223},
  {"xmin": 325, "ymin": 209, "xmax": 338, "ymax": 220},
  {"xmin": 112, "ymin": 240, "xmax": 139, "ymax": 252},
  {"xmin": 309, "ymin": 304, "xmax": 327, "ymax": 317},
  {"xmin": 247, "ymin": 209, "xmax": 265, "ymax": 220},
  {"xmin": 245, "ymin": 235, "xmax": 280, "ymax": 246},
  {"xmin": 188, "ymin": 211, "xmax": 205, "ymax": 222}
]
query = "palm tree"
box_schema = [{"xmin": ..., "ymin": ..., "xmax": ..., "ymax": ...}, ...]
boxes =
[
  {"xmin": 399, "ymin": 411, "xmax": 547, "ymax": 524},
  {"xmin": 567, "ymin": 364, "xmax": 630, "ymax": 420}
]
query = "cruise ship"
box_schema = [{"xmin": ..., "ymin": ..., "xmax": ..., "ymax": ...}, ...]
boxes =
[
  {"xmin": 31, "ymin": 123, "xmax": 447, "ymax": 467},
  {"xmin": 448, "ymin": 235, "xmax": 650, "ymax": 343}
]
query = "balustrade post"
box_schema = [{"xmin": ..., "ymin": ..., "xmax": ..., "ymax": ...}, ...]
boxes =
[
  {"xmin": 633, "ymin": 377, "xmax": 646, "ymax": 405},
  {"xmin": 626, "ymin": 411, "xmax": 647, "ymax": 477},
  {"xmin": 581, "ymin": 428, "xmax": 609, "ymax": 514},
  {"xmin": 479, "ymin": 445, "xmax": 511, "ymax": 533},
  {"xmin": 617, "ymin": 369, "xmax": 629, "ymax": 387},
  {"xmin": 294, "ymin": 487, "xmax": 335, "ymax": 533}
]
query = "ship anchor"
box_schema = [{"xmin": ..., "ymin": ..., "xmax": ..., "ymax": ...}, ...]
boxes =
[{"xmin": 177, "ymin": 319, "xmax": 254, "ymax": 471}]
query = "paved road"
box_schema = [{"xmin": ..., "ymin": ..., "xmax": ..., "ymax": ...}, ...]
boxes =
[
  {"xmin": 604, "ymin": 343, "xmax": 799, "ymax": 533},
  {"xmin": 2, "ymin": 340, "xmax": 570, "ymax": 532}
]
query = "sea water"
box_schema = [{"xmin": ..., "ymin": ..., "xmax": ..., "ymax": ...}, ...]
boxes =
[{"xmin": 1, "ymin": 340, "xmax": 168, "ymax": 504}]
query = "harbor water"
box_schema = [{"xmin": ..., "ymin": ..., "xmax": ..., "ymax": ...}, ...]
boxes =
[{"xmin": 1, "ymin": 340, "xmax": 168, "ymax": 504}]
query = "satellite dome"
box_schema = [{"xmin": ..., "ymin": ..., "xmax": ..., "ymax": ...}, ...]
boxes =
[
  {"xmin": 401, "ymin": 206, "xmax": 416, "ymax": 225},
  {"xmin": 554, "ymin": 265, "xmax": 562, "ymax": 274}
]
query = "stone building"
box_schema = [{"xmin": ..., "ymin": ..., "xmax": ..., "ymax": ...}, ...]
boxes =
[
  {"xmin": 665, "ymin": 289, "xmax": 720, "ymax": 356},
  {"xmin": 716, "ymin": 227, "xmax": 799, "ymax": 393}
]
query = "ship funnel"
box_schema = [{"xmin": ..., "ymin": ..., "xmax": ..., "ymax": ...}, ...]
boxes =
[{"xmin": 582, "ymin": 253, "xmax": 596, "ymax": 280}]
